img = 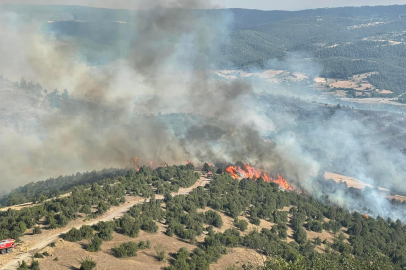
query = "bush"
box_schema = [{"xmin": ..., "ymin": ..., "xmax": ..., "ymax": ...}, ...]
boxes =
[
  {"xmin": 141, "ymin": 219, "xmax": 158, "ymax": 233},
  {"xmin": 250, "ymin": 216, "xmax": 261, "ymax": 226},
  {"xmin": 31, "ymin": 260, "xmax": 40, "ymax": 270},
  {"xmin": 308, "ymin": 220, "xmax": 323, "ymax": 233},
  {"xmin": 34, "ymin": 253, "xmax": 44, "ymax": 259},
  {"xmin": 80, "ymin": 225, "xmax": 94, "ymax": 240},
  {"xmin": 235, "ymin": 219, "xmax": 248, "ymax": 231},
  {"xmin": 138, "ymin": 241, "xmax": 148, "ymax": 249},
  {"xmin": 80, "ymin": 257, "xmax": 97, "ymax": 270},
  {"xmin": 205, "ymin": 210, "xmax": 223, "ymax": 228},
  {"xmin": 49, "ymin": 242, "xmax": 56, "ymax": 248},
  {"xmin": 65, "ymin": 228, "xmax": 82, "ymax": 242},
  {"xmin": 98, "ymin": 228, "xmax": 113, "ymax": 241},
  {"xmin": 113, "ymin": 242, "xmax": 138, "ymax": 258},
  {"xmin": 33, "ymin": 226, "xmax": 42, "ymax": 235},
  {"xmin": 293, "ymin": 227, "xmax": 307, "ymax": 244},
  {"xmin": 87, "ymin": 235, "xmax": 103, "ymax": 252},
  {"xmin": 154, "ymin": 244, "xmax": 166, "ymax": 262},
  {"xmin": 42, "ymin": 251, "xmax": 49, "ymax": 257},
  {"xmin": 17, "ymin": 261, "xmax": 29, "ymax": 270}
]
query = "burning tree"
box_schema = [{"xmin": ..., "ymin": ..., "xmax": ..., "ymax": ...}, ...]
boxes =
[{"xmin": 225, "ymin": 163, "xmax": 293, "ymax": 191}]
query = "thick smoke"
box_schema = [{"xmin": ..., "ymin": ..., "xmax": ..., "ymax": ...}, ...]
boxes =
[
  {"xmin": 0, "ymin": 1, "xmax": 269, "ymax": 192},
  {"xmin": 1, "ymin": 2, "xmax": 406, "ymax": 222}
]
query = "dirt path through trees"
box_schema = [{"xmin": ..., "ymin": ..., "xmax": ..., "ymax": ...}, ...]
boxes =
[{"xmin": 0, "ymin": 175, "xmax": 210, "ymax": 270}]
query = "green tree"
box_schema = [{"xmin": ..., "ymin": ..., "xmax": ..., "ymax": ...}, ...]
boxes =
[
  {"xmin": 80, "ymin": 257, "xmax": 96, "ymax": 270},
  {"xmin": 293, "ymin": 227, "xmax": 307, "ymax": 244},
  {"xmin": 33, "ymin": 226, "xmax": 42, "ymax": 235},
  {"xmin": 154, "ymin": 244, "xmax": 166, "ymax": 262},
  {"xmin": 87, "ymin": 235, "xmax": 103, "ymax": 252}
]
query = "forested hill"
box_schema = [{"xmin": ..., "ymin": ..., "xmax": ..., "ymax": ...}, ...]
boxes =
[
  {"xmin": 2, "ymin": 164, "xmax": 406, "ymax": 269},
  {"xmin": 2, "ymin": 4, "xmax": 406, "ymax": 94},
  {"xmin": 2, "ymin": 4, "xmax": 404, "ymax": 27}
]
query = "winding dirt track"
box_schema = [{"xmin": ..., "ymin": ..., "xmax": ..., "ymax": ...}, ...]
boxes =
[{"xmin": 0, "ymin": 175, "xmax": 210, "ymax": 270}]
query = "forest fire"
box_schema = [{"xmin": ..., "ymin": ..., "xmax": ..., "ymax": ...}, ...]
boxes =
[
  {"xmin": 365, "ymin": 214, "xmax": 369, "ymax": 219},
  {"xmin": 225, "ymin": 164, "xmax": 294, "ymax": 191},
  {"xmin": 134, "ymin": 158, "xmax": 140, "ymax": 171}
]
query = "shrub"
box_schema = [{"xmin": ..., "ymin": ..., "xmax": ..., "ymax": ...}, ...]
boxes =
[
  {"xmin": 80, "ymin": 225, "xmax": 94, "ymax": 240},
  {"xmin": 205, "ymin": 210, "xmax": 223, "ymax": 228},
  {"xmin": 80, "ymin": 257, "xmax": 97, "ymax": 270},
  {"xmin": 42, "ymin": 251, "xmax": 50, "ymax": 257},
  {"xmin": 308, "ymin": 220, "xmax": 323, "ymax": 233},
  {"xmin": 31, "ymin": 260, "xmax": 40, "ymax": 270},
  {"xmin": 250, "ymin": 216, "xmax": 261, "ymax": 226},
  {"xmin": 87, "ymin": 236, "xmax": 103, "ymax": 252},
  {"xmin": 33, "ymin": 253, "xmax": 44, "ymax": 259},
  {"xmin": 235, "ymin": 219, "xmax": 248, "ymax": 231},
  {"xmin": 33, "ymin": 226, "xmax": 42, "ymax": 235},
  {"xmin": 49, "ymin": 242, "xmax": 56, "ymax": 248},
  {"xmin": 293, "ymin": 227, "xmax": 307, "ymax": 244},
  {"xmin": 65, "ymin": 228, "xmax": 82, "ymax": 242},
  {"xmin": 113, "ymin": 242, "xmax": 138, "ymax": 258},
  {"xmin": 138, "ymin": 241, "xmax": 148, "ymax": 249},
  {"xmin": 17, "ymin": 261, "xmax": 29, "ymax": 270},
  {"xmin": 98, "ymin": 228, "xmax": 113, "ymax": 241},
  {"xmin": 141, "ymin": 219, "xmax": 158, "ymax": 233},
  {"xmin": 154, "ymin": 244, "xmax": 166, "ymax": 262}
]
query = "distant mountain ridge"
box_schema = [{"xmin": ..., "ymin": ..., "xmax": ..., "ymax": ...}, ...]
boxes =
[
  {"xmin": 1, "ymin": 4, "xmax": 405, "ymax": 28},
  {"xmin": 2, "ymin": 4, "xmax": 406, "ymax": 94}
]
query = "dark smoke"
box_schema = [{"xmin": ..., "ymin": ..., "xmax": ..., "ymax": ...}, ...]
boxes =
[{"xmin": 1, "ymin": 2, "xmax": 406, "ymax": 222}]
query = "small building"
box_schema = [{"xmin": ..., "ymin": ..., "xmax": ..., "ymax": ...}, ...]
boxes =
[{"xmin": 207, "ymin": 171, "xmax": 213, "ymax": 178}]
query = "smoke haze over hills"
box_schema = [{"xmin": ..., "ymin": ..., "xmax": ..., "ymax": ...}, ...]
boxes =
[{"xmin": 1, "ymin": 2, "xmax": 406, "ymax": 221}]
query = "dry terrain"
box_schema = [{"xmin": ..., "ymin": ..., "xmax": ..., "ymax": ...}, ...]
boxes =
[
  {"xmin": 213, "ymin": 69, "xmax": 308, "ymax": 84},
  {"xmin": 24, "ymin": 205, "xmax": 349, "ymax": 270},
  {"xmin": 0, "ymin": 175, "xmax": 210, "ymax": 270},
  {"xmin": 324, "ymin": 172, "xmax": 406, "ymax": 202},
  {"xmin": 313, "ymin": 72, "xmax": 394, "ymax": 98},
  {"xmin": 0, "ymin": 173, "xmax": 352, "ymax": 270}
]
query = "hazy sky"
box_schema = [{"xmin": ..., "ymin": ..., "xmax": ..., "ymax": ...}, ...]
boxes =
[{"xmin": 1, "ymin": 0, "xmax": 406, "ymax": 11}]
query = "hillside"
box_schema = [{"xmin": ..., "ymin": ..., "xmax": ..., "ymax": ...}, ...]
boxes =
[
  {"xmin": 1, "ymin": 4, "xmax": 406, "ymax": 270},
  {"xmin": 2, "ymin": 4, "xmax": 406, "ymax": 96},
  {"xmin": 0, "ymin": 165, "xmax": 405, "ymax": 270}
]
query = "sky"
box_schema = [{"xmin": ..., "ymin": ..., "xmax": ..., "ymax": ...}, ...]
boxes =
[{"xmin": 0, "ymin": 0, "xmax": 406, "ymax": 11}]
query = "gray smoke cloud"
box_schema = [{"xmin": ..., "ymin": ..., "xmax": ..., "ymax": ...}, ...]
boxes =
[
  {"xmin": 0, "ymin": 2, "xmax": 406, "ymax": 222},
  {"xmin": 0, "ymin": 1, "xmax": 265, "ymax": 192}
]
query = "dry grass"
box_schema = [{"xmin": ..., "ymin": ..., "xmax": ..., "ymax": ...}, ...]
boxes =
[
  {"xmin": 23, "ymin": 203, "xmax": 352, "ymax": 270},
  {"xmin": 211, "ymin": 247, "xmax": 266, "ymax": 270},
  {"xmin": 324, "ymin": 172, "xmax": 373, "ymax": 190},
  {"xmin": 324, "ymin": 171, "xmax": 406, "ymax": 202},
  {"xmin": 38, "ymin": 223, "xmax": 198, "ymax": 270}
]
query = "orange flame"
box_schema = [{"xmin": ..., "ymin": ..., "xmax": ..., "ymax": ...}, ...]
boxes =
[
  {"xmin": 134, "ymin": 158, "xmax": 140, "ymax": 171},
  {"xmin": 225, "ymin": 163, "xmax": 293, "ymax": 191},
  {"xmin": 365, "ymin": 214, "xmax": 369, "ymax": 219}
]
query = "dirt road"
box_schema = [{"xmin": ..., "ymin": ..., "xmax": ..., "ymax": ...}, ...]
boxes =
[{"xmin": 0, "ymin": 175, "xmax": 211, "ymax": 270}]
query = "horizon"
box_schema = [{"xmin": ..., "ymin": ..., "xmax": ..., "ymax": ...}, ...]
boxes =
[{"xmin": 1, "ymin": 0, "xmax": 406, "ymax": 11}]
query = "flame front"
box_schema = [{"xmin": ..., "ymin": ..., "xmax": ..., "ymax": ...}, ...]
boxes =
[
  {"xmin": 134, "ymin": 158, "xmax": 140, "ymax": 171},
  {"xmin": 225, "ymin": 163, "xmax": 293, "ymax": 191}
]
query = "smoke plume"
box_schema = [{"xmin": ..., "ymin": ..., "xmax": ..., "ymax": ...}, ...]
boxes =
[{"xmin": 0, "ymin": 2, "xmax": 406, "ymax": 221}]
